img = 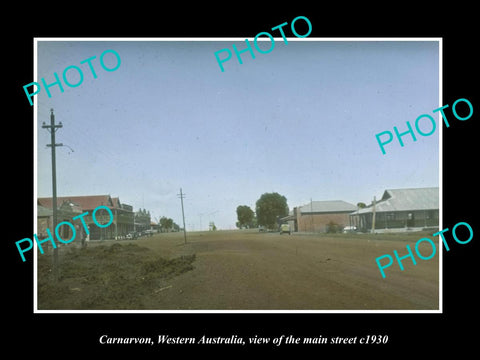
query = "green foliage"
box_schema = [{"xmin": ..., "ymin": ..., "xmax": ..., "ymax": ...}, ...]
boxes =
[
  {"xmin": 326, "ymin": 221, "xmax": 343, "ymax": 233},
  {"xmin": 255, "ymin": 192, "xmax": 289, "ymax": 229},
  {"xmin": 236, "ymin": 205, "xmax": 255, "ymax": 228},
  {"xmin": 159, "ymin": 216, "xmax": 174, "ymax": 232},
  {"xmin": 209, "ymin": 221, "xmax": 217, "ymax": 231}
]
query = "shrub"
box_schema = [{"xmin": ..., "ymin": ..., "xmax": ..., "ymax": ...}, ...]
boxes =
[{"xmin": 326, "ymin": 221, "xmax": 343, "ymax": 234}]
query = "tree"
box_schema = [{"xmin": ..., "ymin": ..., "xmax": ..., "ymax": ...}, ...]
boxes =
[
  {"xmin": 357, "ymin": 202, "xmax": 366, "ymax": 209},
  {"xmin": 255, "ymin": 192, "xmax": 289, "ymax": 229},
  {"xmin": 326, "ymin": 221, "xmax": 342, "ymax": 233},
  {"xmin": 172, "ymin": 222, "xmax": 180, "ymax": 232},
  {"xmin": 159, "ymin": 216, "xmax": 174, "ymax": 232},
  {"xmin": 236, "ymin": 205, "xmax": 254, "ymax": 228}
]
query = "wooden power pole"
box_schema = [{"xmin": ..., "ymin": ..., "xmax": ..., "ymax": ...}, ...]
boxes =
[
  {"xmin": 178, "ymin": 188, "xmax": 187, "ymax": 244},
  {"xmin": 371, "ymin": 196, "xmax": 376, "ymax": 233},
  {"xmin": 42, "ymin": 109, "xmax": 63, "ymax": 281}
]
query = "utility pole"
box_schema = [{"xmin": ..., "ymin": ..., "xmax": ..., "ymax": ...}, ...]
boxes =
[
  {"xmin": 310, "ymin": 197, "xmax": 314, "ymax": 232},
  {"xmin": 371, "ymin": 196, "xmax": 376, "ymax": 234},
  {"xmin": 42, "ymin": 109, "xmax": 63, "ymax": 281},
  {"xmin": 199, "ymin": 212, "xmax": 204, "ymax": 232},
  {"xmin": 177, "ymin": 188, "xmax": 187, "ymax": 244}
]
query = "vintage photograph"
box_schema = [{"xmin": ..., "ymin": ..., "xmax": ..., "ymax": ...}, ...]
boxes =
[{"xmin": 34, "ymin": 39, "xmax": 440, "ymax": 311}]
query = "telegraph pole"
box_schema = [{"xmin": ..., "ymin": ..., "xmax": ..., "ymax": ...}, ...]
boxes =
[
  {"xmin": 310, "ymin": 197, "xmax": 314, "ymax": 232},
  {"xmin": 198, "ymin": 213, "xmax": 204, "ymax": 232},
  {"xmin": 371, "ymin": 196, "xmax": 376, "ymax": 234},
  {"xmin": 42, "ymin": 109, "xmax": 63, "ymax": 281},
  {"xmin": 178, "ymin": 188, "xmax": 187, "ymax": 244}
]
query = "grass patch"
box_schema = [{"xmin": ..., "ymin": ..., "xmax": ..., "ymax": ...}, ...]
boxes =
[{"xmin": 37, "ymin": 243, "xmax": 195, "ymax": 310}]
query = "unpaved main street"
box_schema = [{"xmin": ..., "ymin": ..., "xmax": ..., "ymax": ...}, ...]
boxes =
[
  {"xmin": 37, "ymin": 230, "xmax": 439, "ymax": 310},
  {"xmin": 137, "ymin": 230, "xmax": 439, "ymax": 310}
]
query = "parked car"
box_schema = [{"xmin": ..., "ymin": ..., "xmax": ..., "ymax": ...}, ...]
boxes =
[
  {"xmin": 280, "ymin": 223, "xmax": 291, "ymax": 235},
  {"xmin": 258, "ymin": 225, "xmax": 267, "ymax": 232},
  {"xmin": 343, "ymin": 226, "xmax": 357, "ymax": 233},
  {"xmin": 126, "ymin": 231, "xmax": 138, "ymax": 239}
]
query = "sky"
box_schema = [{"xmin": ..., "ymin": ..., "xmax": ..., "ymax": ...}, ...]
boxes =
[{"xmin": 35, "ymin": 39, "xmax": 440, "ymax": 230}]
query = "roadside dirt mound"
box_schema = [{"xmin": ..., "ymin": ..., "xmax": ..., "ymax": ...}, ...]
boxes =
[{"xmin": 37, "ymin": 243, "xmax": 196, "ymax": 310}]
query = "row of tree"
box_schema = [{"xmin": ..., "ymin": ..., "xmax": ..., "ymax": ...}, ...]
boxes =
[
  {"xmin": 236, "ymin": 192, "xmax": 289, "ymax": 230},
  {"xmin": 158, "ymin": 216, "xmax": 181, "ymax": 232}
]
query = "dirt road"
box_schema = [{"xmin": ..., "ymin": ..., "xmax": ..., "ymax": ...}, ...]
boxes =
[
  {"xmin": 137, "ymin": 230, "xmax": 439, "ymax": 311},
  {"xmin": 37, "ymin": 230, "xmax": 439, "ymax": 311}
]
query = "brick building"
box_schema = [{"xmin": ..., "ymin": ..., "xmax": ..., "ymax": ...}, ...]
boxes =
[
  {"xmin": 37, "ymin": 199, "xmax": 83, "ymax": 242},
  {"xmin": 38, "ymin": 195, "xmax": 135, "ymax": 240},
  {"xmin": 285, "ymin": 200, "xmax": 357, "ymax": 233}
]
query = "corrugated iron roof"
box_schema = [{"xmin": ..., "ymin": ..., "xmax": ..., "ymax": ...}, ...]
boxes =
[
  {"xmin": 354, "ymin": 187, "xmax": 439, "ymax": 214},
  {"xmin": 299, "ymin": 200, "xmax": 357, "ymax": 214}
]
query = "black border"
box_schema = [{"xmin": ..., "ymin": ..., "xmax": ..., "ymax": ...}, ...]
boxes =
[{"xmin": 7, "ymin": 6, "xmax": 478, "ymax": 355}]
